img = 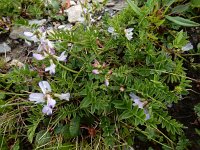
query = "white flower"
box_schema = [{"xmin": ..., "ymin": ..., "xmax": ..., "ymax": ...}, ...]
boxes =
[
  {"xmin": 92, "ymin": 69, "xmax": 100, "ymax": 75},
  {"xmin": 124, "ymin": 28, "xmax": 134, "ymax": 41},
  {"xmin": 39, "ymin": 81, "xmax": 52, "ymax": 94},
  {"xmin": 129, "ymin": 92, "xmax": 144, "ymax": 109},
  {"xmin": 181, "ymin": 42, "xmax": 193, "ymax": 51},
  {"xmin": 55, "ymin": 93, "xmax": 70, "ymax": 101},
  {"xmin": 29, "ymin": 93, "xmax": 45, "ymax": 103},
  {"xmin": 42, "ymin": 105, "xmax": 52, "ymax": 115},
  {"xmin": 105, "ymin": 79, "xmax": 109, "ymax": 87},
  {"xmin": 57, "ymin": 51, "xmax": 67, "ymax": 61},
  {"xmin": 33, "ymin": 53, "xmax": 45, "ymax": 60},
  {"xmin": 45, "ymin": 60, "xmax": 56, "ymax": 74}
]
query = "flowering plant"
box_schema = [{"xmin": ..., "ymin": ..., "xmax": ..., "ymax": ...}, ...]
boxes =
[{"xmin": 0, "ymin": 0, "xmax": 199, "ymax": 149}]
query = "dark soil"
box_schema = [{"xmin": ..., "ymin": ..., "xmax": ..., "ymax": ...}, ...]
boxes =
[{"xmin": 169, "ymin": 27, "xmax": 200, "ymax": 149}]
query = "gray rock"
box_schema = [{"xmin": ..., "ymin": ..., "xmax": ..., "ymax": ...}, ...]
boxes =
[
  {"xmin": 0, "ymin": 42, "xmax": 11, "ymax": 53},
  {"xmin": 9, "ymin": 26, "xmax": 30, "ymax": 39},
  {"xmin": 66, "ymin": 5, "xmax": 83, "ymax": 23},
  {"xmin": 112, "ymin": 1, "xmax": 127, "ymax": 11},
  {"xmin": 29, "ymin": 19, "xmax": 47, "ymax": 26}
]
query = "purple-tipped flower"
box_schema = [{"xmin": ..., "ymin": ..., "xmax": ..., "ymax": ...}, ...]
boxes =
[
  {"xmin": 92, "ymin": 69, "xmax": 100, "ymax": 75},
  {"xmin": 47, "ymin": 95, "xmax": 56, "ymax": 108}
]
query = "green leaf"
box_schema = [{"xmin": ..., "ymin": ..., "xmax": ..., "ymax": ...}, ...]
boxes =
[
  {"xmin": 119, "ymin": 110, "xmax": 134, "ymax": 120},
  {"xmin": 112, "ymin": 100, "xmax": 127, "ymax": 109},
  {"xmin": 69, "ymin": 116, "xmax": 80, "ymax": 137},
  {"xmin": 165, "ymin": 15, "xmax": 200, "ymax": 27},
  {"xmin": 171, "ymin": 4, "xmax": 190, "ymax": 14},
  {"xmin": 191, "ymin": 0, "xmax": 200, "ymax": 8},
  {"xmin": 127, "ymin": 0, "xmax": 142, "ymax": 16},
  {"xmin": 35, "ymin": 130, "xmax": 51, "ymax": 146},
  {"xmin": 27, "ymin": 119, "xmax": 42, "ymax": 143},
  {"xmin": 80, "ymin": 97, "xmax": 92, "ymax": 108}
]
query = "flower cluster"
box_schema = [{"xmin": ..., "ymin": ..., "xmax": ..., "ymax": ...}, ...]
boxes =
[
  {"xmin": 92, "ymin": 59, "xmax": 112, "ymax": 87},
  {"xmin": 29, "ymin": 81, "xmax": 70, "ymax": 115},
  {"xmin": 129, "ymin": 92, "xmax": 150, "ymax": 120},
  {"xmin": 24, "ymin": 27, "xmax": 68, "ymax": 75}
]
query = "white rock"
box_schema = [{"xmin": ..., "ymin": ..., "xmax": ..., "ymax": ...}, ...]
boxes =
[
  {"xmin": 112, "ymin": 1, "xmax": 127, "ymax": 11},
  {"xmin": 70, "ymin": 0, "xmax": 76, "ymax": 6},
  {"xmin": 92, "ymin": 0, "xmax": 104, "ymax": 3},
  {"xmin": 0, "ymin": 43, "xmax": 11, "ymax": 53},
  {"xmin": 9, "ymin": 59, "xmax": 25, "ymax": 68},
  {"xmin": 58, "ymin": 24, "xmax": 73, "ymax": 30},
  {"xmin": 29, "ymin": 19, "xmax": 47, "ymax": 26},
  {"xmin": 67, "ymin": 5, "xmax": 83, "ymax": 23},
  {"xmin": 78, "ymin": 0, "xmax": 91, "ymax": 4}
]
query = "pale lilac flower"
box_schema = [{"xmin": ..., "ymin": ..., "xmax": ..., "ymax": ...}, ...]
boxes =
[
  {"xmin": 57, "ymin": 51, "xmax": 67, "ymax": 61},
  {"xmin": 124, "ymin": 28, "xmax": 134, "ymax": 41},
  {"xmin": 46, "ymin": 39, "xmax": 54, "ymax": 50},
  {"xmin": 129, "ymin": 92, "xmax": 144, "ymax": 109},
  {"xmin": 33, "ymin": 53, "xmax": 45, "ymax": 60},
  {"xmin": 24, "ymin": 31, "xmax": 39, "ymax": 42},
  {"xmin": 29, "ymin": 81, "xmax": 70, "ymax": 115},
  {"xmin": 92, "ymin": 59, "xmax": 100, "ymax": 68},
  {"xmin": 39, "ymin": 81, "xmax": 52, "ymax": 94},
  {"xmin": 42, "ymin": 105, "xmax": 52, "ymax": 115},
  {"xmin": 92, "ymin": 69, "xmax": 100, "ymax": 75},
  {"xmin": 181, "ymin": 42, "xmax": 193, "ymax": 51},
  {"xmin": 108, "ymin": 27, "xmax": 115, "ymax": 34},
  {"xmin": 45, "ymin": 60, "xmax": 56, "ymax": 74},
  {"xmin": 29, "ymin": 93, "xmax": 45, "ymax": 103},
  {"xmin": 105, "ymin": 79, "xmax": 109, "ymax": 87},
  {"xmin": 54, "ymin": 93, "xmax": 70, "ymax": 101},
  {"xmin": 108, "ymin": 27, "xmax": 118, "ymax": 38}
]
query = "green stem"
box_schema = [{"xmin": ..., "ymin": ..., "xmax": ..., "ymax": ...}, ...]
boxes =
[
  {"xmin": 0, "ymin": 91, "xmax": 27, "ymax": 96},
  {"xmin": 56, "ymin": 61, "xmax": 79, "ymax": 73}
]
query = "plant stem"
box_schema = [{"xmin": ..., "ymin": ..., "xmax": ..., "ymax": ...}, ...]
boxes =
[{"xmin": 56, "ymin": 61, "xmax": 79, "ymax": 73}]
